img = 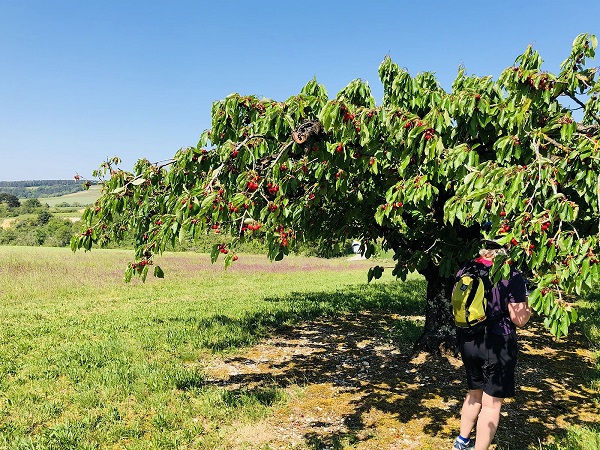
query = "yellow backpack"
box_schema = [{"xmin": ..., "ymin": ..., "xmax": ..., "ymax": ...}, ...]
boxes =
[{"xmin": 452, "ymin": 263, "xmax": 491, "ymax": 329}]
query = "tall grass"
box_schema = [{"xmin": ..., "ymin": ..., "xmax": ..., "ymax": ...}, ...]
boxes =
[{"xmin": 0, "ymin": 246, "xmax": 424, "ymax": 449}]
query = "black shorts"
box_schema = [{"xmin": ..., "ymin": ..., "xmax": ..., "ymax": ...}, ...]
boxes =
[{"xmin": 458, "ymin": 329, "xmax": 518, "ymax": 398}]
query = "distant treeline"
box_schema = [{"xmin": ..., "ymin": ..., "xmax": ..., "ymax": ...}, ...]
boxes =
[{"xmin": 0, "ymin": 180, "xmax": 95, "ymax": 198}]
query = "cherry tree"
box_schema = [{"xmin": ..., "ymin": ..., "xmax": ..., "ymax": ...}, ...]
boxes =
[{"xmin": 73, "ymin": 34, "xmax": 599, "ymax": 351}]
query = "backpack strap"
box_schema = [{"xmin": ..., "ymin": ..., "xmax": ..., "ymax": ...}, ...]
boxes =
[
  {"xmin": 463, "ymin": 275, "xmax": 481, "ymax": 320},
  {"xmin": 480, "ymin": 265, "xmax": 512, "ymax": 323},
  {"xmin": 477, "ymin": 265, "xmax": 493, "ymax": 300}
]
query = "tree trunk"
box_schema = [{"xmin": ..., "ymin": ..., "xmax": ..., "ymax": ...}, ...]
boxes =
[{"xmin": 414, "ymin": 261, "xmax": 457, "ymax": 354}]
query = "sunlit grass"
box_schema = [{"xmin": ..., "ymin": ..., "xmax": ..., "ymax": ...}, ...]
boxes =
[
  {"xmin": 544, "ymin": 296, "xmax": 600, "ymax": 450},
  {"xmin": 1, "ymin": 246, "xmax": 597, "ymax": 449},
  {"xmin": 0, "ymin": 246, "xmax": 423, "ymax": 448}
]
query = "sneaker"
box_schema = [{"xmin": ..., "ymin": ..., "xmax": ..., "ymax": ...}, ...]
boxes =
[{"xmin": 452, "ymin": 436, "xmax": 475, "ymax": 449}]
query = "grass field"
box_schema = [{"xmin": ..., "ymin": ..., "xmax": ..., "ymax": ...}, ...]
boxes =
[
  {"xmin": 0, "ymin": 247, "xmax": 420, "ymax": 449},
  {"xmin": 0, "ymin": 247, "xmax": 597, "ymax": 449},
  {"xmin": 40, "ymin": 185, "xmax": 102, "ymax": 207}
]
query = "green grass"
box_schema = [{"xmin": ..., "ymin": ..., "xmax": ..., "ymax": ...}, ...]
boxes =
[
  {"xmin": 1, "ymin": 246, "xmax": 598, "ymax": 449},
  {"xmin": 0, "ymin": 246, "xmax": 424, "ymax": 449},
  {"xmin": 543, "ymin": 295, "xmax": 600, "ymax": 450}
]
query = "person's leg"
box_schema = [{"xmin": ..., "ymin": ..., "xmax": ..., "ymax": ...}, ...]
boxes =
[
  {"xmin": 459, "ymin": 389, "xmax": 483, "ymax": 440},
  {"xmin": 474, "ymin": 392, "xmax": 504, "ymax": 450}
]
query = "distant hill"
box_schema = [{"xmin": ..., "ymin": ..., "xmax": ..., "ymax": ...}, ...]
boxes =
[{"xmin": 0, "ymin": 180, "xmax": 97, "ymax": 199}]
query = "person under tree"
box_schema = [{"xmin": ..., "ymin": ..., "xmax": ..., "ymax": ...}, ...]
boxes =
[{"xmin": 453, "ymin": 241, "xmax": 532, "ymax": 450}]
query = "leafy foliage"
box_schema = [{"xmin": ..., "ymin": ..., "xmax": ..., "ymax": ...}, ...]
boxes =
[
  {"xmin": 0, "ymin": 215, "xmax": 78, "ymax": 247},
  {"xmin": 0, "ymin": 192, "xmax": 20, "ymax": 208},
  {"xmin": 74, "ymin": 34, "xmax": 600, "ymax": 338}
]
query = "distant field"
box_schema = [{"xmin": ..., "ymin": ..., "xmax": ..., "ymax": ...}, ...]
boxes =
[{"xmin": 41, "ymin": 184, "xmax": 102, "ymax": 206}]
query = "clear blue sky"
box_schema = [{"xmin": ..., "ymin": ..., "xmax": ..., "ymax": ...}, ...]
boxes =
[{"xmin": 0, "ymin": 0, "xmax": 598, "ymax": 181}]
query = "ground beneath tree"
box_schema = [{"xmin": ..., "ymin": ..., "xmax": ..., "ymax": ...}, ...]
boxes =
[{"xmin": 202, "ymin": 312, "xmax": 599, "ymax": 450}]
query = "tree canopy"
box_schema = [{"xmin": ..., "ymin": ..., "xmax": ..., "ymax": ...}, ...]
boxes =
[
  {"xmin": 0, "ymin": 193, "xmax": 20, "ymax": 208},
  {"xmin": 73, "ymin": 34, "xmax": 599, "ymax": 346}
]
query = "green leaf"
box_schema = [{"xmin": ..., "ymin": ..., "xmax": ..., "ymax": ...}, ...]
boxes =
[
  {"xmin": 124, "ymin": 266, "xmax": 133, "ymax": 283},
  {"xmin": 550, "ymin": 320, "xmax": 558, "ymax": 337},
  {"xmin": 371, "ymin": 160, "xmax": 378, "ymax": 175},
  {"xmin": 210, "ymin": 244, "xmax": 220, "ymax": 263},
  {"xmin": 559, "ymin": 316, "xmax": 569, "ymax": 337},
  {"xmin": 153, "ymin": 265, "xmax": 164, "ymax": 278},
  {"xmin": 201, "ymin": 193, "xmax": 217, "ymax": 209},
  {"xmin": 70, "ymin": 236, "xmax": 78, "ymax": 252},
  {"xmin": 224, "ymin": 254, "xmax": 233, "ymax": 269},
  {"xmin": 570, "ymin": 307, "xmax": 578, "ymax": 323},
  {"xmin": 528, "ymin": 289, "xmax": 541, "ymax": 310},
  {"xmin": 375, "ymin": 206, "xmax": 385, "ymax": 226},
  {"xmin": 315, "ymin": 164, "xmax": 324, "ymax": 180},
  {"xmin": 141, "ymin": 265, "xmax": 149, "ymax": 282}
]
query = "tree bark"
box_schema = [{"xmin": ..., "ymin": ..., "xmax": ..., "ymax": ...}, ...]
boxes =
[{"xmin": 414, "ymin": 260, "xmax": 457, "ymax": 354}]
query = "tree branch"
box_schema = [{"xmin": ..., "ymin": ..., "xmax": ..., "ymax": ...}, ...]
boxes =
[
  {"xmin": 526, "ymin": 138, "xmax": 545, "ymax": 212},
  {"xmin": 576, "ymin": 123, "xmax": 600, "ymax": 134},
  {"xmin": 541, "ymin": 134, "xmax": 569, "ymax": 152},
  {"xmin": 564, "ymin": 92, "xmax": 600, "ymax": 125},
  {"xmin": 203, "ymin": 164, "xmax": 225, "ymax": 194},
  {"xmin": 244, "ymin": 139, "xmax": 295, "ymax": 204}
]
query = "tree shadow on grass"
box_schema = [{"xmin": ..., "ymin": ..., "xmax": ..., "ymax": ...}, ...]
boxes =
[
  {"xmin": 181, "ymin": 280, "xmax": 426, "ymax": 352},
  {"xmin": 191, "ymin": 282, "xmax": 598, "ymax": 449}
]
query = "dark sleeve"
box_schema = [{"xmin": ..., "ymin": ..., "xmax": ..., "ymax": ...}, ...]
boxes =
[
  {"xmin": 455, "ymin": 261, "xmax": 472, "ymax": 278},
  {"xmin": 508, "ymin": 271, "xmax": 527, "ymax": 304}
]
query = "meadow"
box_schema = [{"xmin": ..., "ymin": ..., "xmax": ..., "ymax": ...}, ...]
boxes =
[
  {"xmin": 0, "ymin": 247, "xmax": 598, "ymax": 449},
  {"xmin": 38, "ymin": 185, "xmax": 102, "ymax": 207},
  {"xmin": 0, "ymin": 247, "xmax": 420, "ymax": 449}
]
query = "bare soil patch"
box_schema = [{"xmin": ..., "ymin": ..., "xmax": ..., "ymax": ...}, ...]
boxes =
[
  {"xmin": 203, "ymin": 312, "xmax": 599, "ymax": 449},
  {"xmin": 1, "ymin": 218, "xmax": 15, "ymax": 229}
]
